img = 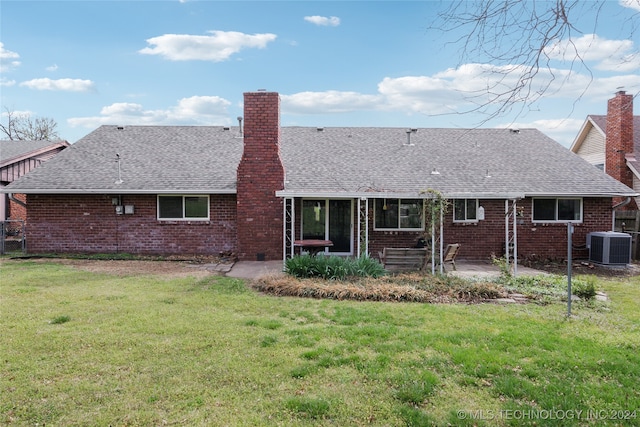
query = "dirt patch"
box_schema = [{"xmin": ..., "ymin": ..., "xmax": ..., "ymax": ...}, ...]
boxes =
[
  {"xmin": 522, "ymin": 259, "xmax": 640, "ymax": 278},
  {"xmin": 6, "ymin": 257, "xmax": 221, "ymax": 279}
]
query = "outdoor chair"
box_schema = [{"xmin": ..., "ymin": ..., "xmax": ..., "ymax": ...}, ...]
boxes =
[{"xmin": 442, "ymin": 243, "xmax": 460, "ymax": 271}]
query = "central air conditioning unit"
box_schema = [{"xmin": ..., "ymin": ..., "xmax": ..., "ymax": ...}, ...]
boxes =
[{"xmin": 587, "ymin": 232, "xmax": 632, "ymax": 265}]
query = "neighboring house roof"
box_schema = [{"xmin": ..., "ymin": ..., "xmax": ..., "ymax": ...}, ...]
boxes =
[
  {"xmin": 1, "ymin": 140, "xmax": 70, "ymax": 186},
  {"xmin": 0, "ymin": 140, "xmax": 70, "ymax": 169},
  {"xmin": 570, "ymin": 114, "xmax": 640, "ymax": 182},
  {"xmin": 571, "ymin": 114, "xmax": 640, "ymax": 155},
  {"xmin": 4, "ymin": 125, "xmax": 636, "ymax": 198}
]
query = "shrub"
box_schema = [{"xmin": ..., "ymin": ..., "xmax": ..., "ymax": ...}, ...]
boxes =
[
  {"xmin": 347, "ymin": 256, "xmax": 387, "ymax": 278},
  {"xmin": 572, "ymin": 277, "xmax": 597, "ymax": 300},
  {"xmin": 498, "ymin": 274, "xmax": 567, "ymax": 301},
  {"xmin": 491, "ymin": 254, "xmax": 512, "ymax": 279},
  {"xmin": 285, "ymin": 255, "xmax": 385, "ymax": 280},
  {"xmin": 285, "ymin": 255, "xmax": 319, "ymax": 278}
]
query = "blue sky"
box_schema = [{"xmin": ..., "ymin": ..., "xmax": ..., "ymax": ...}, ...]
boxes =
[{"xmin": 1, "ymin": 0, "xmax": 639, "ymax": 147}]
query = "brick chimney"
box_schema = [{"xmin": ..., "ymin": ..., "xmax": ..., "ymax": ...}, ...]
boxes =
[
  {"xmin": 605, "ymin": 90, "xmax": 636, "ymax": 209},
  {"xmin": 236, "ymin": 91, "xmax": 285, "ymax": 260}
]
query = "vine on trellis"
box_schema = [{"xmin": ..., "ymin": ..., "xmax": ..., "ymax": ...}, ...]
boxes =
[{"xmin": 420, "ymin": 188, "xmax": 450, "ymax": 273}]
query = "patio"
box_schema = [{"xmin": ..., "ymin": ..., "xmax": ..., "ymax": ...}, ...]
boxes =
[{"xmin": 223, "ymin": 259, "xmax": 548, "ymax": 280}]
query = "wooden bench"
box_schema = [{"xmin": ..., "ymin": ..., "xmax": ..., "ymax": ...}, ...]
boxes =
[{"xmin": 378, "ymin": 248, "xmax": 428, "ymax": 272}]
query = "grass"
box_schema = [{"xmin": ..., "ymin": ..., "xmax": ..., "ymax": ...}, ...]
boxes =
[{"xmin": 1, "ymin": 259, "xmax": 639, "ymax": 426}]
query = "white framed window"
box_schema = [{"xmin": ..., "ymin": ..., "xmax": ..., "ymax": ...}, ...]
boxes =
[
  {"xmin": 532, "ymin": 198, "xmax": 582, "ymax": 223},
  {"xmin": 374, "ymin": 198, "xmax": 423, "ymax": 230},
  {"xmin": 453, "ymin": 199, "xmax": 478, "ymax": 222},
  {"xmin": 158, "ymin": 195, "xmax": 209, "ymax": 220}
]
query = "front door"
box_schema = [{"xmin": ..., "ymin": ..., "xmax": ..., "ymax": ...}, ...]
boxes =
[{"xmin": 301, "ymin": 199, "xmax": 353, "ymax": 255}]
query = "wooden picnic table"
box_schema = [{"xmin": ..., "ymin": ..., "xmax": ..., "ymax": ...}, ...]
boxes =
[{"xmin": 294, "ymin": 239, "xmax": 333, "ymax": 256}]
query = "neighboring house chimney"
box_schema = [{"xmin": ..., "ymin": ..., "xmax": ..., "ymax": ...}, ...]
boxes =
[
  {"xmin": 606, "ymin": 90, "xmax": 636, "ymax": 209},
  {"xmin": 236, "ymin": 91, "xmax": 285, "ymax": 260}
]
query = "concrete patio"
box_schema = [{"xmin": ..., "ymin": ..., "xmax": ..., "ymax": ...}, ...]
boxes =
[{"xmin": 221, "ymin": 259, "xmax": 548, "ymax": 280}]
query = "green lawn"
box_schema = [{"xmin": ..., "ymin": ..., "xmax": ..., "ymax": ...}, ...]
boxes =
[{"xmin": 1, "ymin": 259, "xmax": 639, "ymax": 426}]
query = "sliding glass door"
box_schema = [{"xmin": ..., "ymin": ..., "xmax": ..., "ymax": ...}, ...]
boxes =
[{"xmin": 301, "ymin": 199, "xmax": 353, "ymax": 255}]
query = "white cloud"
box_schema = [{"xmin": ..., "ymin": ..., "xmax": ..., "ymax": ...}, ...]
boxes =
[
  {"xmin": 304, "ymin": 15, "xmax": 340, "ymax": 27},
  {"xmin": 172, "ymin": 95, "xmax": 231, "ymax": 118},
  {"xmin": 377, "ymin": 64, "xmax": 561, "ymax": 114},
  {"xmin": 19, "ymin": 78, "xmax": 95, "ymax": 92},
  {"xmin": 0, "ymin": 78, "xmax": 16, "ymax": 87},
  {"xmin": 100, "ymin": 103, "xmax": 147, "ymax": 117},
  {"xmin": 282, "ymin": 91, "xmax": 381, "ymax": 113},
  {"xmin": 378, "ymin": 74, "xmax": 464, "ymax": 114},
  {"xmin": 597, "ymin": 52, "xmax": 640, "ymax": 72},
  {"xmin": 379, "ymin": 63, "xmax": 640, "ymax": 114},
  {"xmin": 503, "ymin": 118, "xmax": 586, "ymax": 147},
  {"xmin": 46, "ymin": 64, "xmax": 59, "ymax": 72},
  {"xmin": 545, "ymin": 34, "xmax": 640, "ymax": 72},
  {"xmin": 68, "ymin": 96, "xmax": 232, "ymax": 129},
  {"xmin": 0, "ymin": 42, "xmax": 21, "ymax": 72},
  {"xmin": 0, "ymin": 109, "xmax": 32, "ymax": 119},
  {"xmin": 283, "ymin": 62, "xmax": 640, "ymax": 126},
  {"xmin": 139, "ymin": 31, "xmax": 277, "ymax": 61},
  {"xmin": 619, "ymin": 0, "xmax": 640, "ymax": 12}
]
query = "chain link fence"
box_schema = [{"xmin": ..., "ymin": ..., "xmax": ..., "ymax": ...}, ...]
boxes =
[{"xmin": 1, "ymin": 220, "xmax": 26, "ymax": 255}]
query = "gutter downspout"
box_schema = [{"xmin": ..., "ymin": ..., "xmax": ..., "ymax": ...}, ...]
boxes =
[
  {"xmin": 8, "ymin": 193, "xmax": 27, "ymax": 208},
  {"xmin": 612, "ymin": 197, "xmax": 632, "ymax": 230}
]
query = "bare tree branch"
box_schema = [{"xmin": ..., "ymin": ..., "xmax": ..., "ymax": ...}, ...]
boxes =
[
  {"xmin": 430, "ymin": 0, "xmax": 637, "ymax": 123},
  {"xmin": 0, "ymin": 107, "xmax": 59, "ymax": 141}
]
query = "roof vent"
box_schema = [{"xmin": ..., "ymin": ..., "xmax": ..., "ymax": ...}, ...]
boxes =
[
  {"xmin": 510, "ymin": 128, "xmax": 520, "ymax": 134},
  {"xmin": 223, "ymin": 127, "xmax": 230, "ymax": 131},
  {"xmin": 405, "ymin": 130, "xmax": 415, "ymax": 146},
  {"xmin": 317, "ymin": 127, "xmax": 324, "ymax": 132},
  {"xmin": 116, "ymin": 126, "xmax": 124, "ymax": 130},
  {"xmin": 431, "ymin": 168, "xmax": 440, "ymax": 175},
  {"xmin": 411, "ymin": 128, "xmax": 418, "ymax": 133}
]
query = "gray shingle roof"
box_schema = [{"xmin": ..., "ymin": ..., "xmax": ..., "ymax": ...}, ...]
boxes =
[
  {"xmin": 588, "ymin": 114, "xmax": 640, "ymax": 153},
  {"xmin": 279, "ymin": 127, "xmax": 635, "ymax": 198},
  {"xmin": 4, "ymin": 125, "xmax": 636, "ymax": 198},
  {"xmin": 4, "ymin": 126, "xmax": 243, "ymax": 193},
  {"xmin": 0, "ymin": 140, "xmax": 69, "ymax": 167}
]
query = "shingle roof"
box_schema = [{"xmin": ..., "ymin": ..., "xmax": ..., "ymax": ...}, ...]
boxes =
[
  {"xmin": 588, "ymin": 114, "xmax": 640, "ymax": 153},
  {"xmin": 4, "ymin": 126, "xmax": 243, "ymax": 193},
  {"xmin": 4, "ymin": 124, "xmax": 636, "ymax": 198},
  {"xmin": 0, "ymin": 140, "xmax": 69, "ymax": 167},
  {"xmin": 279, "ymin": 127, "xmax": 635, "ymax": 198}
]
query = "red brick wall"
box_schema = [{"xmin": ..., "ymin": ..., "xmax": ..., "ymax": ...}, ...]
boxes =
[
  {"xmin": 25, "ymin": 194, "xmax": 237, "ymax": 255},
  {"xmin": 236, "ymin": 91, "xmax": 285, "ymax": 261},
  {"xmin": 366, "ymin": 197, "xmax": 612, "ymax": 261},
  {"xmin": 606, "ymin": 90, "xmax": 637, "ymax": 209},
  {"xmin": 8, "ymin": 193, "xmax": 27, "ymax": 222},
  {"xmin": 32, "ymin": 193, "xmax": 610, "ymax": 259}
]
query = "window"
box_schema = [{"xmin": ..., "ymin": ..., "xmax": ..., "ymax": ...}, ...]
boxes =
[
  {"xmin": 374, "ymin": 199, "xmax": 422, "ymax": 230},
  {"xmin": 158, "ymin": 195, "xmax": 209, "ymax": 220},
  {"xmin": 532, "ymin": 198, "xmax": 582, "ymax": 222},
  {"xmin": 453, "ymin": 199, "xmax": 478, "ymax": 222}
]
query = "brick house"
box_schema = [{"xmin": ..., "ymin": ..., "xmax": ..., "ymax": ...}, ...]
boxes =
[
  {"xmin": 3, "ymin": 91, "xmax": 636, "ymax": 263},
  {"xmin": 571, "ymin": 90, "xmax": 640, "ymax": 210},
  {"xmin": 1, "ymin": 139, "xmax": 70, "ymax": 222}
]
